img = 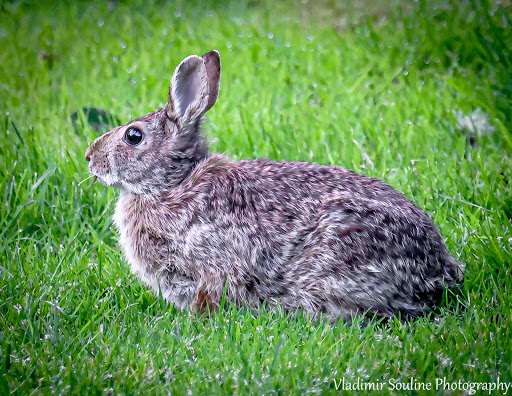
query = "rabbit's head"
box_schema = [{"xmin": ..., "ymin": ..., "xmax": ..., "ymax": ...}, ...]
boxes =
[{"xmin": 85, "ymin": 50, "xmax": 221, "ymax": 195}]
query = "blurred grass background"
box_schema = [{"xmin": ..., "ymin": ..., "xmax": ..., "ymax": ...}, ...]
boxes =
[{"xmin": 0, "ymin": 0, "xmax": 511, "ymax": 393}]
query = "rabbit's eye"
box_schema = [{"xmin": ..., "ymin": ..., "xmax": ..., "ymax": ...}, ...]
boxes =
[{"xmin": 124, "ymin": 127, "xmax": 143, "ymax": 146}]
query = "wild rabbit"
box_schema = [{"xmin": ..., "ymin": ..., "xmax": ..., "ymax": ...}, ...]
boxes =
[{"xmin": 85, "ymin": 50, "xmax": 464, "ymax": 321}]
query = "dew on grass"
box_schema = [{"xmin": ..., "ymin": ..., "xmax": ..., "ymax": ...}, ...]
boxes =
[
  {"xmin": 268, "ymin": 32, "xmax": 274, "ymax": 38},
  {"xmin": 285, "ymin": 41, "xmax": 291, "ymax": 47},
  {"xmin": 226, "ymin": 41, "xmax": 232, "ymax": 49},
  {"xmin": 403, "ymin": 70, "xmax": 409, "ymax": 75},
  {"xmin": 131, "ymin": 77, "xmax": 137, "ymax": 84},
  {"xmin": 97, "ymin": 19, "xmax": 104, "ymax": 27},
  {"xmin": 113, "ymin": 55, "xmax": 118, "ymax": 61},
  {"xmin": 126, "ymin": 68, "xmax": 131, "ymax": 73},
  {"xmin": 121, "ymin": 41, "xmax": 127, "ymax": 49},
  {"xmin": 238, "ymin": 32, "xmax": 243, "ymax": 38}
]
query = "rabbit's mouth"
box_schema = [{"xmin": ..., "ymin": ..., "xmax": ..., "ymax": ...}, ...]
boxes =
[
  {"xmin": 97, "ymin": 174, "xmax": 122, "ymax": 188},
  {"xmin": 89, "ymin": 168, "xmax": 120, "ymax": 188}
]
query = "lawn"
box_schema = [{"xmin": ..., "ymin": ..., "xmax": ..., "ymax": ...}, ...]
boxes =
[{"xmin": 1, "ymin": 0, "xmax": 511, "ymax": 394}]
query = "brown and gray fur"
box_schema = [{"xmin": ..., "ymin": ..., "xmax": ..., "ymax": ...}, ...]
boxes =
[{"xmin": 85, "ymin": 50, "xmax": 464, "ymax": 321}]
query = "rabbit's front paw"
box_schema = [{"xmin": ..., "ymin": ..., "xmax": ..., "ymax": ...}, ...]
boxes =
[{"xmin": 191, "ymin": 286, "xmax": 220, "ymax": 314}]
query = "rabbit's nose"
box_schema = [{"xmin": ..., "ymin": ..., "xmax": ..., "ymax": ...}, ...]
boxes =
[{"xmin": 85, "ymin": 145, "xmax": 94, "ymax": 162}]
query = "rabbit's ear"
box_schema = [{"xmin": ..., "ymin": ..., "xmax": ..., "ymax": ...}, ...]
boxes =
[
  {"xmin": 202, "ymin": 50, "xmax": 221, "ymax": 112},
  {"xmin": 166, "ymin": 55, "xmax": 209, "ymax": 127}
]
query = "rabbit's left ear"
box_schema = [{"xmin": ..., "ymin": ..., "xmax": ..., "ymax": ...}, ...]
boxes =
[{"xmin": 166, "ymin": 55, "xmax": 209, "ymax": 128}]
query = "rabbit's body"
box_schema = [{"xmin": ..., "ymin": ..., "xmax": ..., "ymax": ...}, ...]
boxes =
[
  {"xmin": 87, "ymin": 51, "xmax": 463, "ymax": 321},
  {"xmin": 113, "ymin": 152, "xmax": 461, "ymax": 319}
]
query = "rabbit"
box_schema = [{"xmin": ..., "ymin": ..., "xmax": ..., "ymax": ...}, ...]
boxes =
[{"xmin": 84, "ymin": 50, "xmax": 464, "ymax": 321}]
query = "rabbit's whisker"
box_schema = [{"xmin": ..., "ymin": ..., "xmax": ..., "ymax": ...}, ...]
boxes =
[
  {"xmin": 78, "ymin": 174, "xmax": 95, "ymax": 187},
  {"xmin": 87, "ymin": 176, "xmax": 98, "ymax": 191},
  {"xmin": 78, "ymin": 174, "xmax": 98, "ymax": 189},
  {"xmin": 88, "ymin": 176, "xmax": 98, "ymax": 191}
]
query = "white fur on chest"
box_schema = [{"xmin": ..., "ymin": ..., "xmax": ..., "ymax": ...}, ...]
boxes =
[
  {"xmin": 113, "ymin": 191, "xmax": 160, "ymax": 291},
  {"xmin": 112, "ymin": 190, "xmax": 196, "ymax": 308}
]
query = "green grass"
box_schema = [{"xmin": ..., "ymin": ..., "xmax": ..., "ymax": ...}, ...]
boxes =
[{"xmin": 1, "ymin": 0, "xmax": 511, "ymax": 393}]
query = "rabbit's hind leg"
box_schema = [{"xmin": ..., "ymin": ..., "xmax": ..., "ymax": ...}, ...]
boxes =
[{"xmin": 279, "ymin": 206, "xmax": 425, "ymax": 321}]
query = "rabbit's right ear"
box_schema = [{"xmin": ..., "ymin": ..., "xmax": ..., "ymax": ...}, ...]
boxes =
[
  {"xmin": 166, "ymin": 55, "xmax": 210, "ymax": 129},
  {"xmin": 201, "ymin": 50, "xmax": 221, "ymax": 112}
]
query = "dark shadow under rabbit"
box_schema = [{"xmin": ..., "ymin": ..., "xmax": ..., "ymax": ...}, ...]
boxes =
[{"xmin": 85, "ymin": 50, "xmax": 464, "ymax": 321}]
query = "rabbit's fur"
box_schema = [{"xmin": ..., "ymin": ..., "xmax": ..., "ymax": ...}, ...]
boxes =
[{"xmin": 85, "ymin": 50, "xmax": 464, "ymax": 321}]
